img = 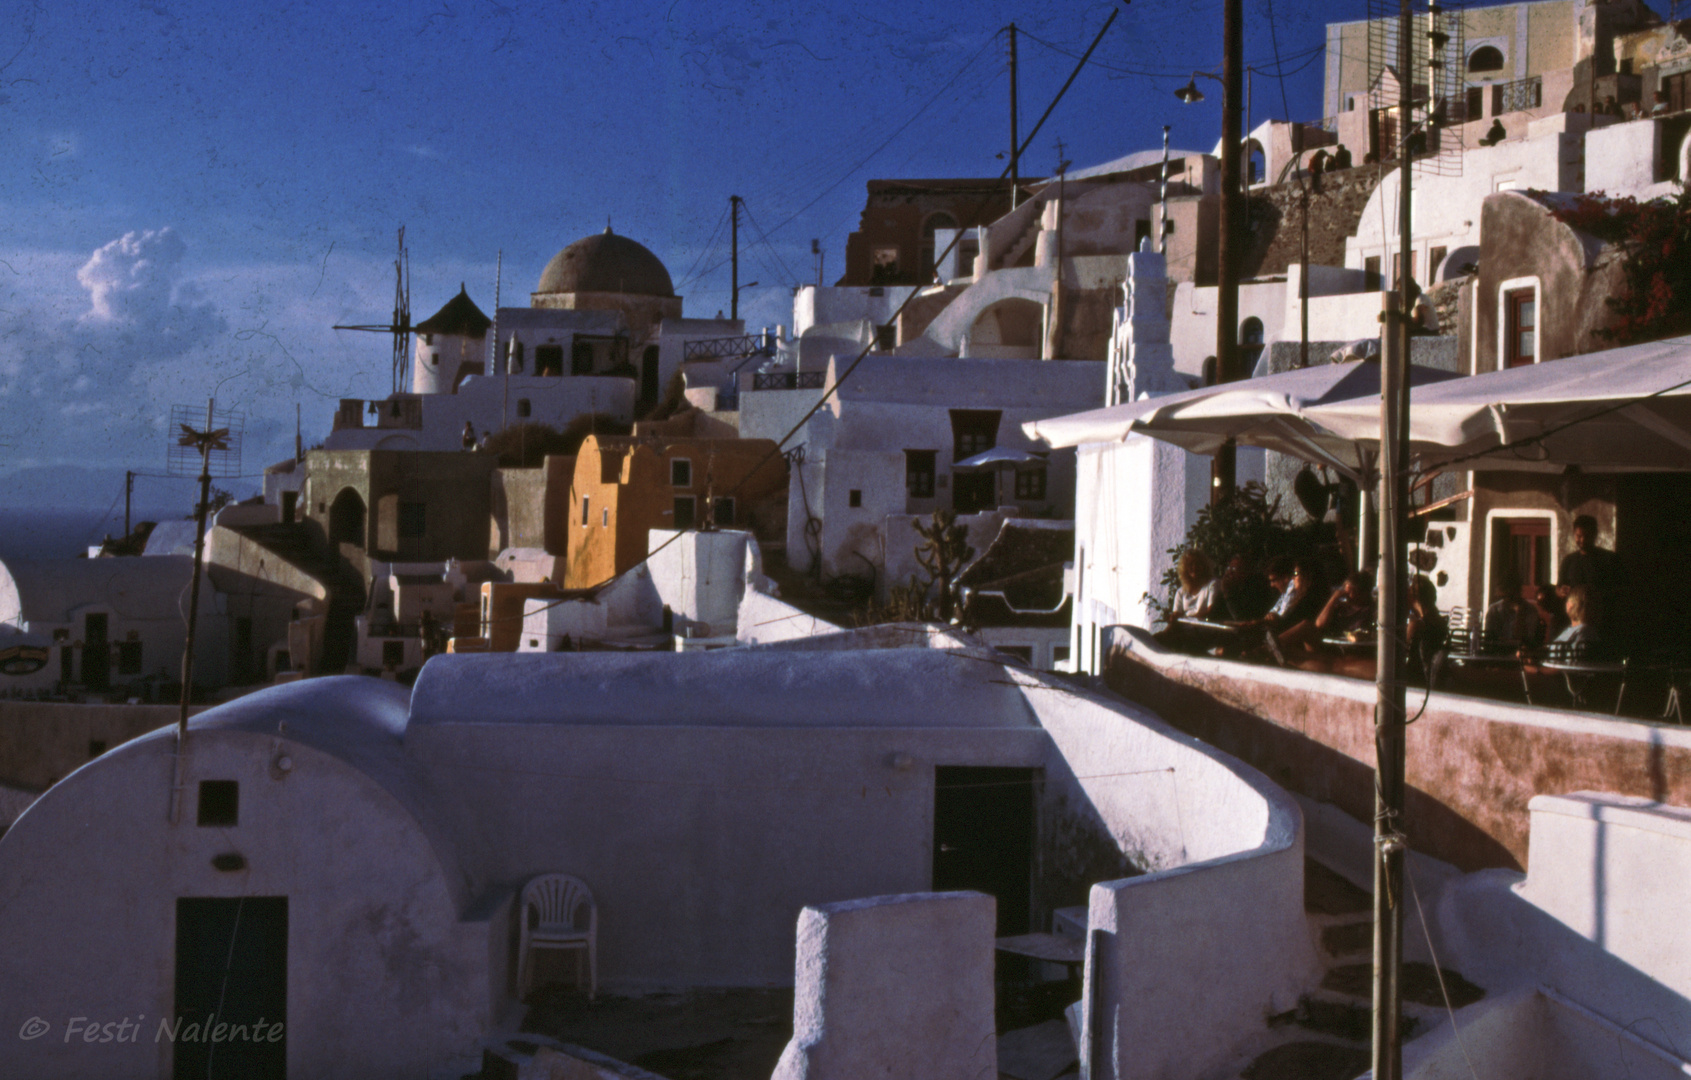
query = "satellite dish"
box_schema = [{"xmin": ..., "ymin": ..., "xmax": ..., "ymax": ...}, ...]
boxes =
[{"xmin": 1293, "ymin": 467, "xmax": 1336, "ymax": 520}]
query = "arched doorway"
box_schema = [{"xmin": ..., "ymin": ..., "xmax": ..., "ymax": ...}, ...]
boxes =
[
  {"xmin": 970, "ymin": 297, "xmax": 1044, "ymax": 357},
  {"xmin": 328, "ymin": 488, "xmax": 366, "ymax": 549},
  {"xmin": 1240, "ymin": 317, "xmax": 1265, "ymax": 374}
]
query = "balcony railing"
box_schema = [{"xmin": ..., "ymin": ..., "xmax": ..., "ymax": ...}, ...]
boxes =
[
  {"xmin": 751, "ymin": 371, "xmax": 826, "ymax": 391},
  {"xmin": 683, "ymin": 334, "xmax": 776, "ymax": 363}
]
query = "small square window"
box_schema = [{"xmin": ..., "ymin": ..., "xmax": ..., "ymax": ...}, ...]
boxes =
[
  {"xmin": 197, "ymin": 780, "xmax": 239, "ymax": 827},
  {"xmin": 671, "ymin": 459, "xmax": 692, "ymax": 488},
  {"xmin": 1015, "ymin": 466, "xmax": 1047, "ymax": 500},
  {"xmin": 673, "ymin": 496, "xmax": 697, "ymax": 529},
  {"xmin": 848, "ymin": 490, "xmax": 862, "ymax": 508},
  {"xmin": 602, "ymin": 508, "xmax": 609, "ymax": 527},
  {"xmin": 517, "ymin": 399, "xmax": 532, "ymax": 418}
]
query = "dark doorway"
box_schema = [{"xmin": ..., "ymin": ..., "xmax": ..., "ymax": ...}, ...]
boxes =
[
  {"xmin": 640, "ymin": 346, "xmax": 661, "ymax": 408},
  {"xmin": 234, "ymin": 618, "xmax": 254, "ymax": 684},
  {"xmin": 82, "ymin": 612, "xmax": 109, "ymax": 690},
  {"xmin": 280, "ymin": 491, "xmax": 297, "ymax": 525},
  {"xmin": 327, "ymin": 488, "xmax": 365, "ymax": 549},
  {"xmin": 173, "ymin": 896, "xmax": 287, "ymax": 1080},
  {"xmin": 1489, "ymin": 516, "xmax": 1550, "ymax": 599},
  {"xmin": 933, "ymin": 766, "xmax": 1036, "ymax": 935}
]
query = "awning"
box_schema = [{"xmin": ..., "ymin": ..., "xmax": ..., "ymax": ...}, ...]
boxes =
[
  {"xmin": 1023, "ymin": 359, "xmax": 1464, "ymax": 484},
  {"xmin": 1305, "ymin": 335, "xmax": 1691, "ymax": 473}
]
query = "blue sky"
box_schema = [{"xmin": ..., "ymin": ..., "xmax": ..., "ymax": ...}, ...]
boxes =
[{"xmin": 0, "ymin": 0, "xmax": 1344, "ymax": 511}]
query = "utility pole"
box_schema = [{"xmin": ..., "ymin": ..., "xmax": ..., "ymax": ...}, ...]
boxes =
[
  {"xmin": 812, "ymin": 238, "xmax": 823, "ymax": 287},
  {"xmin": 1212, "ymin": 0, "xmax": 1245, "ymax": 503},
  {"xmin": 124, "ymin": 470, "xmax": 134, "ymax": 537},
  {"xmin": 1299, "ymin": 125, "xmax": 1311, "ymax": 369},
  {"xmin": 1373, "ymin": 1, "xmax": 1415, "ymax": 1075},
  {"xmin": 730, "ymin": 195, "xmax": 742, "ymax": 320},
  {"xmin": 1158, "ymin": 125, "xmax": 1171, "ymax": 254},
  {"xmin": 1009, "ymin": 23, "xmax": 1021, "ymax": 210}
]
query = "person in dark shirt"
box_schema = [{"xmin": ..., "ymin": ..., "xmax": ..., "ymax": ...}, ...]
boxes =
[
  {"xmin": 1558, "ymin": 514, "xmax": 1623, "ymax": 620},
  {"xmin": 1213, "ymin": 554, "xmax": 1277, "ymax": 623}
]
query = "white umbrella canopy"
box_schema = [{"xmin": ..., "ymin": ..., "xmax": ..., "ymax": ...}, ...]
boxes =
[
  {"xmin": 1305, "ymin": 335, "xmax": 1691, "ymax": 473},
  {"xmin": 1023, "ymin": 359, "xmax": 1466, "ymax": 483},
  {"xmin": 954, "ymin": 446, "xmax": 1047, "ymax": 470}
]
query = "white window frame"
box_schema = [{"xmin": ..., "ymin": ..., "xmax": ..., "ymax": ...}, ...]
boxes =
[
  {"xmin": 1496, "ymin": 275, "xmax": 1541, "ymax": 370},
  {"xmin": 1480, "ymin": 508, "xmax": 1558, "ymax": 615}
]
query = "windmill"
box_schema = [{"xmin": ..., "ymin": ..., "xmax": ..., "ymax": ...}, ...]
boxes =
[{"xmin": 334, "ymin": 226, "xmax": 413, "ymax": 396}]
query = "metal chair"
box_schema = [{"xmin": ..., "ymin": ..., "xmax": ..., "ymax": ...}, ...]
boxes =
[{"xmin": 517, "ymin": 873, "xmax": 597, "ymax": 999}]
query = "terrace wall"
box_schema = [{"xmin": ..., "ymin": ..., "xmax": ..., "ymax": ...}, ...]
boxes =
[{"xmin": 1105, "ymin": 626, "xmax": 1691, "ymax": 871}]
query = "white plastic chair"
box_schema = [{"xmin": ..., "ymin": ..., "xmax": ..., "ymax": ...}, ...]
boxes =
[{"xmin": 517, "ymin": 874, "xmax": 597, "ymax": 999}]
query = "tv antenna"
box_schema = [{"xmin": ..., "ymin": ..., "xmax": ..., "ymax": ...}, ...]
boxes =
[
  {"xmin": 333, "ymin": 226, "xmax": 413, "ymax": 396},
  {"xmin": 165, "ymin": 399, "xmax": 244, "ymax": 824}
]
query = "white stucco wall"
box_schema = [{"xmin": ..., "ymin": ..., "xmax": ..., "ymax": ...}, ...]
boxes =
[
  {"xmin": 1427, "ymin": 788, "xmax": 1691, "ymax": 1072},
  {"xmin": 790, "ymin": 356, "xmax": 1102, "ymax": 580},
  {"xmin": 771, "ymin": 891, "xmax": 997, "ymax": 1080},
  {"xmin": 0, "ymin": 555, "xmax": 228, "ymax": 691},
  {"xmin": 1346, "ymin": 121, "xmax": 1582, "ymax": 289},
  {"xmin": 405, "ymin": 651, "xmax": 1051, "ymax": 990},
  {"xmin": 0, "ymin": 679, "xmax": 493, "ymax": 1080},
  {"xmin": 1025, "ymin": 664, "xmax": 1320, "ymax": 1080},
  {"xmin": 323, "ymin": 374, "xmax": 635, "ymax": 453},
  {"xmin": 1070, "ymin": 438, "xmax": 1246, "ymax": 675},
  {"xmin": 792, "ymin": 286, "xmax": 920, "ymax": 339},
  {"xmin": 1585, "ymin": 116, "xmax": 1682, "ymax": 200}
]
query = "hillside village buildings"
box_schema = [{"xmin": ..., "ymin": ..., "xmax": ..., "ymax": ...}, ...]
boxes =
[{"xmin": 6, "ymin": 1, "xmax": 1691, "ymax": 1077}]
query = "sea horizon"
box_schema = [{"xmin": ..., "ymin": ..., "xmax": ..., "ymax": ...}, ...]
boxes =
[{"xmin": 0, "ymin": 506, "xmax": 184, "ymax": 562}]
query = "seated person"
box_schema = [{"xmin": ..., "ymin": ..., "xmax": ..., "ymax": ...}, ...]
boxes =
[
  {"xmin": 1167, "ymin": 550, "xmax": 1218, "ymax": 621},
  {"xmin": 1533, "ymin": 584, "xmax": 1569, "ymax": 645},
  {"xmin": 1154, "ymin": 550, "xmax": 1221, "ymax": 654},
  {"xmin": 1482, "ymin": 570, "xmax": 1541, "ymax": 648},
  {"xmin": 1213, "ymin": 554, "xmax": 1277, "ymax": 623},
  {"xmin": 1524, "ymin": 586, "xmax": 1608, "ymax": 680},
  {"xmin": 1406, "ymin": 575, "xmax": 1446, "ymax": 673},
  {"xmin": 1551, "ymin": 585, "xmax": 1599, "ymax": 651},
  {"xmin": 1316, "ymin": 571, "xmax": 1375, "ymax": 639},
  {"xmin": 1245, "ymin": 558, "xmax": 1326, "ymax": 662}
]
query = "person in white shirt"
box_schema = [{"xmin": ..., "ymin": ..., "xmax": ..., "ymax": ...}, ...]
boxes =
[{"xmin": 1168, "ymin": 550, "xmax": 1218, "ymax": 621}]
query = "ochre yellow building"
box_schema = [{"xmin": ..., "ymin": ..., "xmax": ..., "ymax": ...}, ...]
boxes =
[{"xmin": 565, "ymin": 434, "xmax": 788, "ymax": 589}]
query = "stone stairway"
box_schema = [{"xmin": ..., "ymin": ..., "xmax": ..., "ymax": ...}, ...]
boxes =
[
  {"xmin": 231, "ymin": 522, "xmax": 368, "ymax": 672},
  {"xmin": 1203, "ymin": 859, "xmax": 1485, "ymax": 1080}
]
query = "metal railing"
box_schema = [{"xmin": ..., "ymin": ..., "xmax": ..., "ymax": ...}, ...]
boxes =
[
  {"xmin": 750, "ymin": 371, "xmax": 826, "ymax": 391},
  {"xmin": 683, "ymin": 334, "xmax": 775, "ymax": 363},
  {"xmin": 1493, "ymin": 75, "xmax": 1543, "ymax": 116}
]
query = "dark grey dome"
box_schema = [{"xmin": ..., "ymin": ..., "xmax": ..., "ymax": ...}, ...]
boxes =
[{"xmin": 535, "ymin": 228, "xmax": 675, "ymax": 297}]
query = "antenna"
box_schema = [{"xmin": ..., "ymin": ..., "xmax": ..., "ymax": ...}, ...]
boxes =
[
  {"xmin": 164, "ymin": 399, "xmax": 243, "ymax": 824},
  {"xmin": 332, "ymin": 226, "xmax": 414, "ymax": 396}
]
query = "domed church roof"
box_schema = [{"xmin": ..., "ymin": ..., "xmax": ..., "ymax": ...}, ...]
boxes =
[{"xmin": 535, "ymin": 227, "xmax": 675, "ymax": 298}]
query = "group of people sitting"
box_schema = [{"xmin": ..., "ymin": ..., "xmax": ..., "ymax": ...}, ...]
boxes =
[
  {"xmin": 1157, "ymin": 513, "xmax": 1625, "ymax": 686},
  {"xmin": 1157, "ymin": 549, "xmax": 1444, "ymax": 675}
]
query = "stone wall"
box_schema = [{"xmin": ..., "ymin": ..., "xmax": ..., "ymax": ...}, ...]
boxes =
[{"xmin": 1241, "ymin": 164, "xmax": 1388, "ymax": 280}]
